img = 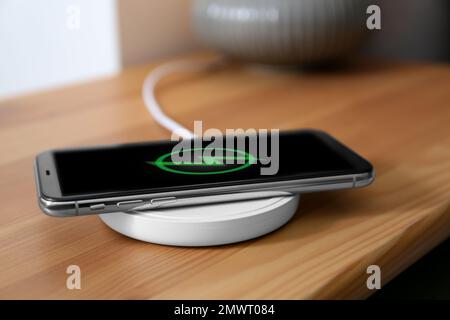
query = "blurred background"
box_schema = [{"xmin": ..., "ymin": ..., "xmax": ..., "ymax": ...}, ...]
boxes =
[{"xmin": 0, "ymin": 0, "xmax": 448, "ymax": 99}]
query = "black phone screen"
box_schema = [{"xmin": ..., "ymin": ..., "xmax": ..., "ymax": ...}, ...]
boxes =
[{"xmin": 51, "ymin": 130, "xmax": 372, "ymax": 198}]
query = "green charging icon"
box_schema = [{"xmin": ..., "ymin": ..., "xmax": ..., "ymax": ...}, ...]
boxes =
[{"xmin": 147, "ymin": 147, "xmax": 257, "ymax": 175}]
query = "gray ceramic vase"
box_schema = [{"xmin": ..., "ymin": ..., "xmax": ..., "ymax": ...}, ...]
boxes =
[{"xmin": 193, "ymin": 0, "xmax": 370, "ymax": 64}]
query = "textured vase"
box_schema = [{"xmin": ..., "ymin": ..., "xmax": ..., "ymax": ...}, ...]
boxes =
[{"xmin": 193, "ymin": 0, "xmax": 370, "ymax": 64}]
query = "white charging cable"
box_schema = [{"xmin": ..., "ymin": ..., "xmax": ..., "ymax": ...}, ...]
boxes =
[{"xmin": 141, "ymin": 56, "xmax": 226, "ymax": 139}]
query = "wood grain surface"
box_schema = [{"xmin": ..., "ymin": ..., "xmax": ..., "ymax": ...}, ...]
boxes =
[{"xmin": 0, "ymin": 52, "xmax": 449, "ymax": 299}]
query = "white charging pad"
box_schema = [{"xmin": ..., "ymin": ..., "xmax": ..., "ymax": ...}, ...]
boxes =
[{"xmin": 100, "ymin": 195, "xmax": 299, "ymax": 246}]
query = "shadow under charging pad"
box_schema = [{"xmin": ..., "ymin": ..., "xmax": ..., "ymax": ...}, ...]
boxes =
[{"xmin": 100, "ymin": 195, "xmax": 299, "ymax": 246}]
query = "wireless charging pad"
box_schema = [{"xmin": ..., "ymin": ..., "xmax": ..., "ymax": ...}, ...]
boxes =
[{"xmin": 100, "ymin": 195, "xmax": 299, "ymax": 246}]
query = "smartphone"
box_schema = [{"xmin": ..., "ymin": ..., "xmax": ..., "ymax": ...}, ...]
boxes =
[{"xmin": 34, "ymin": 130, "xmax": 374, "ymax": 217}]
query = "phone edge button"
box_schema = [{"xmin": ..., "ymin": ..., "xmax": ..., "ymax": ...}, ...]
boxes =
[
  {"xmin": 90, "ymin": 203, "xmax": 106, "ymax": 210},
  {"xmin": 150, "ymin": 197, "xmax": 177, "ymax": 206},
  {"xmin": 116, "ymin": 200, "xmax": 143, "ymax": 209}
]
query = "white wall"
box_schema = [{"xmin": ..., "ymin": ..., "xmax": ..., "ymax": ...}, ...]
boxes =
[
  {"xmin": 0, "ymin": 0, "xmax": 120, "ymax": 98},
  {"xmin": 0, "ymin": 0, "xmax": 200, "ymax": 98}
]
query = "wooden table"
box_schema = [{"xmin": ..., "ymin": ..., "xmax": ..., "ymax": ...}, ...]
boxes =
[{"xmin": 0, "ymin": 53, "xmax": 449, "ymax": 299}]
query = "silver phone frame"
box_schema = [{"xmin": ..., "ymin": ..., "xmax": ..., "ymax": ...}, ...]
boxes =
[{"xmin": 35, "ymin": 158, "xmax": 375, "ymax": 217}]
